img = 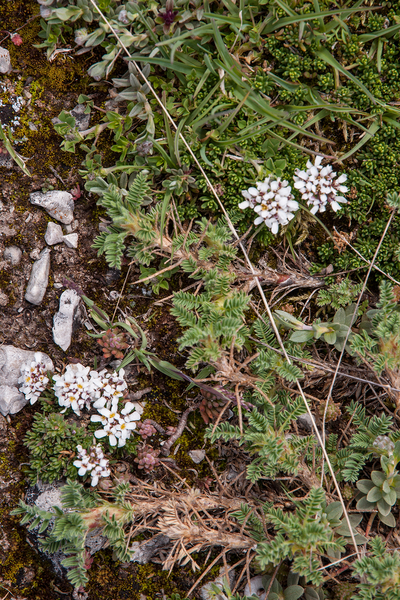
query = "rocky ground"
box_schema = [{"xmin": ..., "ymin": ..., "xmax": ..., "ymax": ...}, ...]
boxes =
[{"xmin": 0, "ymin": 2, "xmax": 209, "ymax": 598}]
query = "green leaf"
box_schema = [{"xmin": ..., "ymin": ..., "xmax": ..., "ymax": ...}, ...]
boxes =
[
  {"xmin": 377, "ymin": 498, "xmax": 391, "ymax": 516},
  {"xmin": 356, "ymin": 496, "xmax": 376, "ymax": 511},
  {"xmin": 289, "ymin": 330, "xmax": 314, "ymax": 343},
  {"xmin": 356, "ymin": 479, "xmax": 375, "ymax": 494},
  {"xmin": 371, "ymin": 471, "xmax": 386, "ymax": 487},
  {"xmin": 325, "ymin": 501, "xmax": 343, "ymax": 521},
  {"xmin": 367, "ymin": 487, "xmax": 382, "ymax": 503},
  {"xmin": 383, "ymin": 489, "xmax": 397, "ymax": 506},
  {"xmin": 284, "ymin": 585, "xmax": 305, "ymax": 600},
  {"xmin": 378, "ymin": 511, "xmax": 396, "ymax": 527},
  {"xmin": 324, "ymin": 331, "xmax": 337, "ymax": 344}
]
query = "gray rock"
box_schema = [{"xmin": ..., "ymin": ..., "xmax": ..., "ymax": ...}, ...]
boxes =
[
  {"xmin": 3, "ymin": 245, "xmax": 22, "ymax": 266},
  {"xmin": 35, "ymin": 483, "xmax": 64, "ymax": 513},
  {"xmin": 86, "ymin": 527, "xmax": 107, "ymax": 555},
  {"xmin": 0, "ymin": 346, "xmax": 53, "ymax": 415},
  {"xmin": 71, "ymin": 104, "xmax": 90, "ymax": 131},
  {"xmin": 297, "ymin": 413, "xmax": 314, "ymax": 431},
  {"xmin": 52, "ymin": 289, "xmax": 81, "ymax": 351},
  {"xmin": 0, "ymin": 47, "xmax": 11, "ymax": 74},
  {"xmin": 244, "ymin": 576, "xmax": 266, "ymax": 600},
  {"xmin": 130, "ymin": 534, "xmax": 170, "ymax": 564},
  {"xmin": 25, "ymin": 248, "xmax": 50, "ymax": 305},
  {"xmin": 29, "ymin": 190, "xmax": 74, "ymax": 225},
  {"xmin": 0, "ymin": 385, "xmax": 26, "ymax": 416},
  {"xmin": 44, "ymin": 221, "xmax": 64, "ymax": 245},
  {"xmin": 63, "ymin": 233, "xmax": 78, "ymax": 248},
  {"xmin": 189, "ymin": 449, "xmax": 205, "ymax": 464}
]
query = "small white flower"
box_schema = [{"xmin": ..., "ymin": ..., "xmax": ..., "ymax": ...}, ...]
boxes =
[
  {"xmin": 18, "ymin": 352, "xmax": 50, "ymax": 405},
  {"xmin": 91, "ymin": 402, "xmax": 140, "ymax": 448},
  {"xmin": 293, "ymin": 156, "xmax": 348, "ymax": 214},
  {"xmin": 239, "ymin": 177, "xmax": 298, "ymax": 234},
  {"xmin": 73, "ymin": 444, "xmax": 110, "ymax": 486}
]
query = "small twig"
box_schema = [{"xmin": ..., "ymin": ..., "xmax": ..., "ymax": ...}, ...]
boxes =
[
  {"xmin": 161, "ymin": 407, "xmax": 194, "ymax": 456},
  {"xmin": 129, "ymin": 259, "xmax": 183, "ymax": 286}
]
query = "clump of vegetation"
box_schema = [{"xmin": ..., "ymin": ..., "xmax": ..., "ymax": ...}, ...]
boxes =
[{"xmin": 9, "ymin": 0, "xmax": 400, "ymax": 598}]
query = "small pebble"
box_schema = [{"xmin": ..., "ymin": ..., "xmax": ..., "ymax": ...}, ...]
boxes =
[
  {"xmin": 29, "ymin": 248, "xmax": 41, "ymax": 260},
  {"xmin": 45, "ymin": 221, "xmax": 64, "ymax": 245},
  {"xmin": 29, "ymin": 190, "xmax": 74, "ymax": 225},
  {"xmin": 0, "ymin": 291, "xmax": 8, "ymax": 306},
  {"xmin": 189, "ymin": 450, "xmax": 205, "ymax": 464},
  {"xmin": 25, "ymin": 248, "xmax": 50, "ymax": 305},
  {"xmin": 63, "ymin": 233, "xmax": 78, "ymax": 248},
  {"xmin": 0, "ymin": 47, "xmax": 11, "ymax": 74},
  {"xmin": 3, "ymin": 245, "xmax": 22, "ymax": 266}
]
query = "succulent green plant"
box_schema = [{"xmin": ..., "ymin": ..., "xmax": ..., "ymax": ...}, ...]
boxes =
[{"xmin": 356, "ymin": 441, "xmax": 400, "ymax": 527}]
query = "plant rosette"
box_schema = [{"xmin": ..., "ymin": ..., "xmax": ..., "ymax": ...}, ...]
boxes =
[
  {"xmin": 91, "ymin": 401, "xmax": 141, "ymax": 447},
  {"xmin": 356, "ymin": 441, "xmax": 400, "ymax": 527}
]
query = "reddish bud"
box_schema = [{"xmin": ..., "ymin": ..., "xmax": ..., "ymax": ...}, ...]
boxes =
[{"xmin": 10, "ymin": 33, "xmax": 23, "ymax": 46}]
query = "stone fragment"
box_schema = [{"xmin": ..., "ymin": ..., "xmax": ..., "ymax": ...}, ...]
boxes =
[
  {"xmin": 29, "ymin": 190, "xmax": 74, "ymax": 225},
  {"xmin": 130, "ymin": 535, "xmax": 170, "ymax": 564},
  {"xmin": 52, "ymin": 289, "xmax": 81, "ymax": 351},
  {"xmin": 297, "ymin": 413, "xmax": 314, "ymax": 431},
  {"xmin": 3, "ymin": 245, "xmax": 22, "ymax": 265},
  {"xmin": 0, "ymin": 385, "xmax": 26, "ymax": 416},
  {"xmin": 0, "ymin": 291, "xmax": 8, "ymax": 306},
  {"xmin": 0, "ymin": 346, "xmax": 53, "ymax": 416},
  {"xmin": 189, "ymin": 449, "xmax": 205, "ymax": 464},
  {"xmin": 25, "ymin": 248, "xmax": 50, "ymax": 305},
  {"xmin": 70, "ymin": 104, "xmax": 90, "ymax": 131},
  {"xmin": 44, "ymin": 221, "xmax": 64, "ymax": 245},
  {"xmin": 63, "ymin": 233, "xmax": 78, "ymax": 248},
  {"xmin": 0, "ymin": 47, "xmax": 11, "ymax": 74},
  {"xmin": 244, "ymin": 576, "xmax": 267, "ymax": 600}
]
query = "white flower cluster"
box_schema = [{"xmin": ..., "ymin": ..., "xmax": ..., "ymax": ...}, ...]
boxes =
[
  {"xmin": 18, "ymin": 352, "xmax": 49, "ymax": 405},
  {"xmin": 91, "ymin": 369, "xmax": 127, "ymax": 409},
  {"xmin": 91, "ymin": 402, "xmax": 141, "ymax": 447},
  {"xmin": 239, "ymin": 177, "xmax": 299, "ymax": 235},
  {"xmin": 53, "ymin": 363, "xmax": 96, "ymax": 415},
  {"xmin": 52, "ymin": 363, "xmax": 128, "ymax": 416},
  {"xmin": 293, "ymin": 156, "xmax": 348, "ymax": 214},
  {"xmin": 73, "ymin": 444, "xmax": 110, "ymax": 486},
  {"xmin": 239, "ymin": 157, "xmax": 348, "ymax": 233}
]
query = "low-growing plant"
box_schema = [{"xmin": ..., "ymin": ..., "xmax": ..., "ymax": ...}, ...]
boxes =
[{"xmin": 24, "ymin": 412, "xmax": 92, "ymax": 484}]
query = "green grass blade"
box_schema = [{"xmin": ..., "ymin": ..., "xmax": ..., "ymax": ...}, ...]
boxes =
[
  {"xmin": 127, "ymin": 55, "xmax": 204, "ymax": 77},
  {"xmin": 359, "ymin": 23, "xmax": 400, "ymax": 42},
  {"xmin": 315, "ymin": 47, "xmax": 378, "ymax": 105}
]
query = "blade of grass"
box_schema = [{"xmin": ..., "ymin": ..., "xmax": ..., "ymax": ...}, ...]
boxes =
[
  {"xmin": 359, "ymin": 22, "xmax": 400, "ymax": 42},
  {"xmin": 262, "ymin": 5, "xmax": 378, "ymax": 33},
  {"xmin": 315, "ymin": 47, "xmax": 378, "ymax": 105},
  {"xmin": 127, "ymin": 55, "xmax": 204, "ymax": 77}
]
